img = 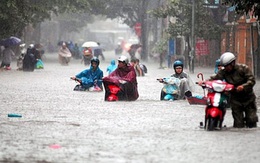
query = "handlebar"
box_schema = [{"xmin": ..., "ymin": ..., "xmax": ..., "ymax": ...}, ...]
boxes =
[
  {"xmin": 70, "ymin": 77, "xmax": 81, "ymax": 83},
  {"xmin": 157, "ymin": 78, "xmax": 164, "ymax": 83}
]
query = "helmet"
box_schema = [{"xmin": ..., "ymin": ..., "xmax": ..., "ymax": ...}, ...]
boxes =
[
  {"xmin": 91, "ymin": 57, "xmax": 100, "ymax": 66},
  {"xmin": 29, "ymin": 44, "xmax": 34, "ymax": 48},
  {"xmin": 118, "ymin": 55, "xmax": 129, "ymax": 64},
  {"xmin": 19, "ymin": 43, "xmax": 26, "ymax": 48},
  {"xmin": 220, "ymin": 52, "xmax": 236, "ymax": 66},
  {"xmin": 173, "ymin": 60, "xmax": 183, "ymax": 69}
]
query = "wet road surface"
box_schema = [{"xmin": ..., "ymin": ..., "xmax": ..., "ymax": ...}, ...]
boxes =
[{"xmin": 0, "ymin": 52, "xmax": 260, "ymax": 163}]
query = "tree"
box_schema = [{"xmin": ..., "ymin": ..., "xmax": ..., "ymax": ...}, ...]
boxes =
[
  {"xmin": 94, "ymin": 0, "xmax": 151, "ymax": 61},
  {"xmin": 222, "ymin": 0, "xmax": 260, "ymax": 19},
  {"xmin": 152, "ymin": 0, "xmax": 223, "ymax": 40},
  {"xmin": 0, "ymin": 0, "xmax": 155, "ymax": 60},
  {"xmin": 0, "ymin": 0, "xmax": 100, "ymax": 39},
  {"xmin": 151, "ymin": 0, "xmax": 225, "ymax": 71}
]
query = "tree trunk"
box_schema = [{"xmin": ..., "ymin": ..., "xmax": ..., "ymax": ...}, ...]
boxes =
[{"xmin": 140, "ymin": 0, "xmax": 149, "ymax": 61}]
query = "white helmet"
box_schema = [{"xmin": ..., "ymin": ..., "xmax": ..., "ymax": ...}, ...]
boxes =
[
  {"xmin": 29, "ymin": 44, "xmax": 34, "ymax": 48},
  {"xmin": 118, "ymin": 55, "xmax": 129, "ymax": 64},
  {"xmin": 220, "ymin": 52, "xmax": 236, "ymax": 66}
]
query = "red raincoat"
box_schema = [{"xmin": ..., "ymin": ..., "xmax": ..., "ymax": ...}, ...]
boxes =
[{"xmin": 103, "ymin": 65, "xmax": 139, "ymax": 101}]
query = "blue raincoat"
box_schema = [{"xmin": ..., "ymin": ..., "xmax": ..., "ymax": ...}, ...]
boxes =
[
  {"xmin": 106, "ymin": 60, "xmax": 117, "ymax": 75},
  {"xmin": 75, "ymin": 66, "xmax": 103, "ymax": 89}
]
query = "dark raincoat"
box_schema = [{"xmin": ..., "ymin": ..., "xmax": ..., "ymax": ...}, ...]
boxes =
[
  {"xmin": 103, "ymin": 64, "xmax": 139, "ymax": 101},
  {"xmin": 23, "ymin": 48, "xmax": 37, "ymax": 72},
  {"xmin": 210, "ymin": 64, "xmax": 258, "ymax": 127}
]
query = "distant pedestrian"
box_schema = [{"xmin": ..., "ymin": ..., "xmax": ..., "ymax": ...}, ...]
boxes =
[
  {"xmin": 0, "ymin": 46, "xmax": 15, "ymax": 70},
  {"xmin": 23, "ymin": 44, "xmax": 37, "ymax": 72},
  {"xmin": 82, "ymin": 47, "xmax": 93, "ymax": 66},
  {"xmin": 130, "ymin": 58, "xmax": 144, "ymax": 77},
  {"xmin": 159, "ymin": 50, "xmax": 166, "ymax": 69},
  {"xmin": 106, "ymin": 59, "xmax": 117, "ymax": 75},
  {"xmin": 93, "ymin": 42, "xmax": 105, "ymax": 60},
  {"xmin": 58, "ymin": 42, "xmax": 72, "ymax": 65}
]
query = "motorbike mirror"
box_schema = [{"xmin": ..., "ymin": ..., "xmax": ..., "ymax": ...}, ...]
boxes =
[{"xmin": 197, "ymin": 73, "xmax": 204, "ymax": 81}]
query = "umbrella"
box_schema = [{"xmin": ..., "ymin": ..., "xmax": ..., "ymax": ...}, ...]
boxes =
[
  {"xmin": 0, "ymin": 36, "xmax": 21, "ymax": 46},
  {"xmin": 34, "ymin": 43, "xmax": 43, "ymax": 49},
  {"xmin": 57, "ymin": 41, "xmax": 66, "ymax": 46},
  {"xmin": 82, "ymin": 41, "xmax": 99, "ymax": 48}
]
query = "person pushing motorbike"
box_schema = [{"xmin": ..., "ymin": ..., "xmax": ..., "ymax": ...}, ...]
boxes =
[{"xmin": 198, "ymin": 52, "xmax": 258, "ymax": 128}]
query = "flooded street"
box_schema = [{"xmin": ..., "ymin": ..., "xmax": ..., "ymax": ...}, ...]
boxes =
[{"xmin": 1, "ymin": 52, "xmax": 260, "ymax": 163}]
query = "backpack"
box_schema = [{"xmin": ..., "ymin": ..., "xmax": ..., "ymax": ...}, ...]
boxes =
[{"xmin": 140, "ymin": 64, "xmax": 147, "ymax": 73}]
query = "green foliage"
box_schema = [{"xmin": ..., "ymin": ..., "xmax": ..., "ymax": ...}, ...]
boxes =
[
  {"xmin": 151, "ymin": 0, "xmax": 224, "ymax": 40},
  {"xmin": 152, "ymin": 38, "xmax": 168, "ymax": 54},
  {"xmin": 222, "ymin": 0, "xmax": 260, "ymax": 19},
  {"xmin": 0, "ymin": 0, "xmax": 146, "ymax": 40},
  {"xmin": 94, "ymin": 0, "xmax": 146, "ymax": 27},
  {"xmin": 0, "ymin": 0, "xmax": 95, "ymax": 39}
]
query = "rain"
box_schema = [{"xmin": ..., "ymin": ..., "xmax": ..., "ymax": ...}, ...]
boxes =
[{"xmin": 1, "ymin": 0, "xmax": 260, "ymax": 163}]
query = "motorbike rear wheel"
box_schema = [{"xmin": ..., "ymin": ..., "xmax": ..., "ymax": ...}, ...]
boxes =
[{"xmin": 205, "ymin": 117, "xmax": 217, "ymax": 131}]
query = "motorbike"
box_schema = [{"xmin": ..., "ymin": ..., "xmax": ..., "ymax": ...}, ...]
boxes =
[
  {"xmin": 105, "ymin": 84, "xmax": 121, "ymax": 101},
  {"xmin": 70, "ymin": 77, "xmax": 102, "ymax": 92},
  {"xmin": 196, "ymin": 79, "xmax": 234, "ymax": 131},
  {"xmin": 158, "ymin": 77, "xmax": 181, "ymax": 101},
  {"xmin": 103, "ymin": 77, "xmax": 139, "ymax": 101}
]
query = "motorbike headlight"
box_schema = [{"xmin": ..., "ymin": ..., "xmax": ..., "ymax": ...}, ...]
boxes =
[{"xmin": 212, "ymin": 82, "xmax": 225, "ymax": 92}]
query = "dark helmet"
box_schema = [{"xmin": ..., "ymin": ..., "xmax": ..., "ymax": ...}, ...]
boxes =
[
  {"xmin": 173, "ymin": 60, "xmax": 183, "ymax": 69},
  {"xmin": 91, "ymin": 57, "xmax": 100, "ymax": 66}
]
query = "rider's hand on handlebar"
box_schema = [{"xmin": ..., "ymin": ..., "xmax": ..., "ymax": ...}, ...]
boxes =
[
  {"xmin": 157, "ymin": 78, "xmax": 163, "ymax": 83},
  {"xmin": 119, "ymin": 80, "xmax": 127, "ymax": 84},
  {"xmin": 197, "ymin": 81, "xmax": 204, "ymax": 86},
  {"xmin": 236, "ymin": 85, "xmax": 244, "ymax": 92},
  {"xmin": 70, "ymin": 77, "xmax": 76, "ymax": 80}
]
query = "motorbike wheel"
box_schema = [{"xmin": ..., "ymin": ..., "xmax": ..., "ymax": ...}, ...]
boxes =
[
  {"xmin": 160, "ymin": 91, "xmax": 166, "ymax": 100},
  {"xmin": 206, "ymin": 117, "xmax": 217, "ymax": 131}
]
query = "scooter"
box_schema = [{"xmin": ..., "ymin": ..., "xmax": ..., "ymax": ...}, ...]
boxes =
[
  {"xmin": 103, "ymin": 78, "xmax": 139, "ymax": 101},
  {"xmin": 106, "ymin": 84, "xmax": 121, "ymax": 101},
  {"xmin": 70, "ymin": 77, "xmax": 102, "ymax": 92},
  {"xmin": 157, "ymin": 77, "xmax": 181, "ymax": 101},
  {"xmin": 197, "ymin": 80, "xmax": 234, "ymax": 131}
]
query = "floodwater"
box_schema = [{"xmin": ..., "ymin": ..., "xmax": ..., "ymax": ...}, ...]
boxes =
[{"xmin": 0, "ymin": 52, "xmax": 260, "ymax": 163}]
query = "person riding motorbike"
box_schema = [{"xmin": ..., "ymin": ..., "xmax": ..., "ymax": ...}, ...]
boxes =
[
  {"xmin": 58, "ymin": 42, "xmax": 72, "ymax": 65},
  {"xmin": 82, "ymin": 47, "xmax": 93, "ymax": 66},
  {"xmin": 158, "ymin": 60, "xmax": 194, "ymax": 100},
  {"xmin": 102, "ymin": 55, "xmax": 139, "ymax": 101},
  {"xmin": 198, "ymin": 52, "xmax": 258, "ymax": 128},
  {"xmin": 71, "ymin": 57, "xmax": 103, "ymax": 91}
]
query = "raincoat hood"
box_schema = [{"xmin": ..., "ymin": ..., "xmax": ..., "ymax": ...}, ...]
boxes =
[{"xmin": 111, "ymin": 60, "xmax": 116, "ymax": 65}]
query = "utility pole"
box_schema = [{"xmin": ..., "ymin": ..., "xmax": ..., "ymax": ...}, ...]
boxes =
[{"xmin": 189, "ymin": 0, "xmax": 195, "ymax": 73}]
